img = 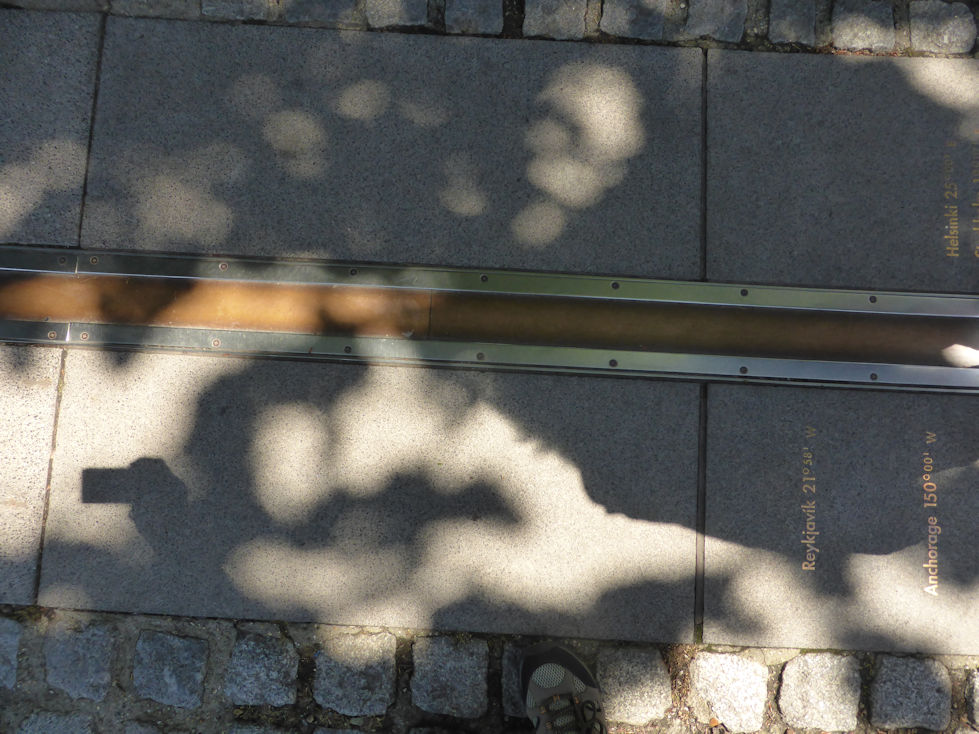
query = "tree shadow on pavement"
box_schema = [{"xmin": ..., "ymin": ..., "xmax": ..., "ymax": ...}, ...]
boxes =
[{"xmin": 3, "ymin": 8, "xmax": 978, "ymax": 662}]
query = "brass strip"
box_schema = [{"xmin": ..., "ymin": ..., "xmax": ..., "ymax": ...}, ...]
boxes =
[
  {"xmin": 0, "ymin": 273, "xmax": 431, "ymax": 338},
  {"xmin": 1, "ymin": 271, "xmax": 977, "ymax": 369}
]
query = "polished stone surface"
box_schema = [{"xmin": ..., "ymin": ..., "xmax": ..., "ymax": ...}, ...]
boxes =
[
  {"xmin": 41, "ymin": 351, "xmax": 699, "ymax": 641},
  {"xmin": 704, "ymin": 384, "xmax": 979, "ymax": 654},
  {"xmin": 707, "ymin": 51, "xmax": 979, "ymax": 293},
  {"xmin": 83, "ymin": 18, "xmax": 702, "ymax": 280},
  {"xmin": 0, "ymin": 11, "xmax": 100, "ymax": 245},
  {"xmin": 0, "ymin": 347, "xmax": 62, "ymax": 605}
]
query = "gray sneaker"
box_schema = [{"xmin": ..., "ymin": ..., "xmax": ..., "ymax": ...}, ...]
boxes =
[{"xmin": 520, "ymin": 643, "xmax": 607, "ymax": 734}]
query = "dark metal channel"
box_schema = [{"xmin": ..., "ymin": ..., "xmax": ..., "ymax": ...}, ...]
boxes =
[
  {"xmin": 430, "ymin": 292, "xmax": 979, "ymax": 366},
  {"xmin": 1, "ymin": 271, "xmax": 977, "ymax": 368}
]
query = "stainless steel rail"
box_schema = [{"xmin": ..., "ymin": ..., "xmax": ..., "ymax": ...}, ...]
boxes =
[{"xmin": 1, "ymin": 246, "xmax": 977, "ymax": 392}]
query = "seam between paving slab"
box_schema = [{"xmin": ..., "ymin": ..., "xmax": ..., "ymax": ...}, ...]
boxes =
[
  {"xmin": 31, "ymin": 347, "xmax": 68, "ymax": 606},
  {"xmin": 699, "ymin": 48, "xmax": 708, "ymax": 282},
  {"xmin": 693, "ymin": 383, "xmax": 708, "ymax": 644},
  {"xmin": 75, "ymin": 13, "xmax": 108, "ymax": 249},
  {"xmin": 896, "ymin": 0, "xmax": 913, "ymax": 48}
]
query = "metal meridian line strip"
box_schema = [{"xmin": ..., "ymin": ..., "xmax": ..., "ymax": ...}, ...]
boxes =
[
  {"xmin": 0, "ymin": 246, "xmax": 976, "ymax": 391},
  {"xmin": 3, "ymin": 245, "xmax": 977, "ymax": 314}
]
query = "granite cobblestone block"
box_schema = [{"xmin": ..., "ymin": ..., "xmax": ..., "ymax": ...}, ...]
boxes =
[
  {"xmin": 3, "ymin": 607, "xmax": 979, "ymax": 731},
  {"xmin": 969, "ymin": 669, "xmax": 979, "ymax": 724},
  {"xmin": 111, "ymin": 0, "xmax": 201, "ymax": 18},
  {"xmin": 9, "ymin": 0, "xmax": 106, "ymax": 8},
  {"xmin": 0, "ymin": 617, "xmax": 20, "ymax": 689},
  {"xmin": 124, "ymin": 724, "xmax": 161, "ymax": 734},
  {"xmin": 412, "ymin": 636, "xmax": 488, "ymax": 718},
  {"xmin": 597, "ymin": 647, "xmax": 671, "ymax": 724},
  {"xmin": 202, "ymin": 0, "xmax": 268, "ymax": 19},
  {"xmin": 283, "ymin": 0, "xmax": 365, "ymax": 26},
  {"xmin": 870, "ymin": 656, "xmax": 951, "ymax": 730},
  {"xmin": 133, "ymin": 631, "xmax": 208, "ymax": 709},
  {"xmin": 445, "ymin": 0, "xmax": 504, "ymax": 33},
  {"xmin": 832, "ymin": 0, "xmax": 895, "ymax": 50},
  {"xmin": 17, "ymin": 712, "xmax": 96, "ymax": 733},
  {"xmin": 44, "ymin": 623, "xmax": 114, "ymax": 701},
  {"xmin": 686, "ymin": 0, "xmax": 747, "ymax": 40},
  {"xmin": 501, "ymin": 642, "xmax": 524, "ymax": 717},
  {"xmin": 909, "ymin": 0, "xmax": 976, "ymax": 53},
  {"xmin": 224, "ymin": 631, "xmax": 299, "ymax": 706},
  {"xmin": 601, "ymin": 0, "xmax": 683, "ymax": 40},
  {"xmin": 6, "ymin": 0, "xmax": 977, "ymax": 58},
  {"xmin": 768, "ymin": 0, "xmax": 815, "ymax": 43},
  {"xmin": 689, "ymin": 653, "xmax": 767, "ymax": 732},
  {"xmin": 524, "ymin": 0, "xmax": 586, "ymax": 38},
  {"xmin": 778, "ymin": 653, "xmax": 860, "ymax": 731},
  {"xmin": 313, "ymin": 632, "xmax": 396, "ymax": 716},
  {"xmin": 366, "ymin": 0, "xmax": 429, "ymax": 27}
]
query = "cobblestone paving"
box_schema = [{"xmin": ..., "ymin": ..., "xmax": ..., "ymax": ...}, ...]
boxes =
[
  {"xmin": 6, "ymin": 0, "xmax": 978, "ymax": 53},
  {"xmin": 1, "ymin": 608, "xmax": 978, "ymax": 733}
]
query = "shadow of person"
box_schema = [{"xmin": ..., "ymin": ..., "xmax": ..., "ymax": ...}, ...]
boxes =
[{"xmin": 79, "ymin": 457, "xmax": 242, "ymax": 615}]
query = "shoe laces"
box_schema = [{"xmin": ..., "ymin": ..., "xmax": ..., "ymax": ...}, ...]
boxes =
[{"xmin": 537, "ymin": 693, "xmax": 606, "ymax": 734}]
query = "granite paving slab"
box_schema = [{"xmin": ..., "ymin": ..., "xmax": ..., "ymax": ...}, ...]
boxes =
[
  {"xmin": 704, "ymin": 384, "xmax": 979, "ymax": 654},
  {"xmin": 707, "ymin": 51, "xmax": 979, "ymax": 293},
  {"xmin": 0, "ymin": 11, "xmax": 100, "ymax": 246},
  {"xmin": 0, "ymin": 346, "xmax": 62, "ymax": 605},
  {"xmin": 40, "ymin": 351, "xmax": 699, "ymax": 641},
  {"xmin": 81, "ymin": 18, "xmax": 702, "ymax": 279},
  {"xmin": 82, "ymin": 18, "xmax": 702, "ymax": 278}
]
